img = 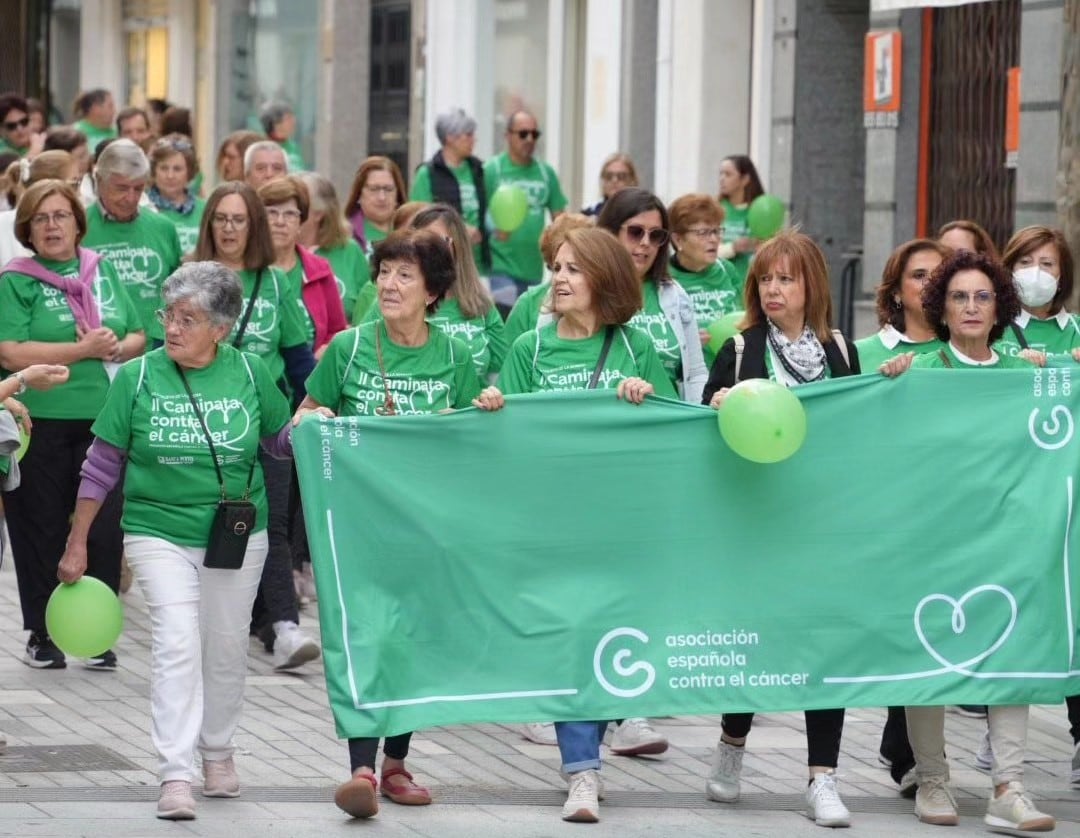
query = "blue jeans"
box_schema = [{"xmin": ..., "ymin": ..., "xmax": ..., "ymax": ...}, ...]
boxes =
[
  {"xmin": 488, "ymin": 273, "xmax": 533, "ymax": 309},
  {"xmin": 555, "ymin": 721, "xmax": 608, "ymax": 773}
]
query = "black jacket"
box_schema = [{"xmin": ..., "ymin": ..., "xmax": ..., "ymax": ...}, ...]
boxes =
[
  {"xmin": 701, "ymin": 322, "xmax": 861, "ymax": 405},
  {"xmin": 425, "ymin": 150, "xmax": 490, "ymax": 271}
]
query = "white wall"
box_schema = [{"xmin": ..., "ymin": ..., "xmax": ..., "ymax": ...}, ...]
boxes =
[
  {"xmin": 580, "ymin": 0, "xmax": 622, "ymax": 208},
  {"xmin": 79, "ymin": 0, "xmax": 125, "ymax": 103}
]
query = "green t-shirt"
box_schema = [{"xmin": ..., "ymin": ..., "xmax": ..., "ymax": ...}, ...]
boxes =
[
  {"xmin": 911, "ymin": 343, "xmax": 1032, "ymax": 369},
  {"xmin": 363, "ymin": 220, "xmax": 388, "ymax": 257},
  {"xmin": 627, "ymin": 282, "xmax": 682, "ymax": 387},
  {"xmin": 504, "ymin": 282, "xmax": 550, "ymax": 347},
  {"xmin": 91, "ymin": 345, "xmax": 290, "ymax": 546},
  {"xmin": 668, "ymin": 258, "xmax": 741, "ymax": 329},
  {"xmin": 82, "ymin": 204, "xmax": 182, "ymax": 340},
  {"xmin": 73, "ymin": 120, "xmax": 117, "ymax": 153},
  {"xmin": 0, "ymin": 256, "xmax": 142, "ymax": 419},
  {"xmin": 0, "ymin": 137, "xmax": 29, "ymax": 157},
  {"xmin": 993, "ymin": 312, "xmax": 1080, "ymax": 359},
  {"xmin": 317, "ymin": 240, "xmax": 370, "ymax": 325},
  {"xmin": 427, "ymin": 297, "xmax": 508, "ymax": 379},
  {"xmin": 155, "ymin": 198, "xmax": 206, "ymax": 256},
  {"xmin": 720, "ymin": 200, "xmax": 752, "ymax": 292},
  {"xmin": 411, "ymin": 160, "xmax": 485, "ymax": 269},
  {"xmin": 305, "ymin": 320, "xmax": 482, "ymax": 416},
  {"xmin": 855, "ymin": 327, "xmax": 944, "ymax": 372},
  {"xmin": 498, "ymin": 321, "xmax": 678, "ymax": 397},
  {"xmin": 483, "ymin": 152, "xmax": 568, "ymax": 283},
  {"xmin": 351, "ymin": 281, "xmax": 378, "ymax": 325},
  {"xmin": 283, "ymin": 262, "xmax": 316, "ymax": 347},
  {"xmin": 278, "ymin": 138, "xmax": 306, "ymax": 174},
  {"xmin": 229, "ymin": 267, "xmax": 310, "ymax": 384}
]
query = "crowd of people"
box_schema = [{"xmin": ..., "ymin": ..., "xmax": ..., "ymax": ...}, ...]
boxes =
[{"xmin": 0, "ymin": 87, "xmax": 1075, "ymax": 832}]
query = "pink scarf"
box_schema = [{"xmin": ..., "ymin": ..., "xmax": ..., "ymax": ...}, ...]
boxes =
[{"xmin": 2, "ymin": 248, "xmax": 103, "ymax": 330}]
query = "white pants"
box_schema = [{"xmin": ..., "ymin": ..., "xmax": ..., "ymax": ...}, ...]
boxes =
[
  {"xmin": 125, "ymin": 532, "xmax": 268, "ymax": 783},
  {"xmin": 907, "ymin": 704, "xmax": 1029, "ymax": 786}
]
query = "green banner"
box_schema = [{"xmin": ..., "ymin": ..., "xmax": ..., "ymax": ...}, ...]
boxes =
[{"xmin": 295, "ymin": 368, "xmax": 1080, "ymax": 738}]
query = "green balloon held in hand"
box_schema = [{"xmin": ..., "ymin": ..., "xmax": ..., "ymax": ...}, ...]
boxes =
[
  {"xmin": 707, "ymin": 311, "xmax": 745, "ymax": 355},
  {"xmin": 15, "ymin": 423, "xmax": 29, "ymax": 462},
  {"xmin": 747, "ymin": 194, "xmax": 786, "ymax": 240},
  {"xmin": 717, "ymin": 378, "xmax": 807, "ymax": 464},
  {"xmin": 489, "ymin": 184, "xmax": 530, "ymax": 232},
  {"xmin": 46, "ymin": 577, "xmax": 124, "ymax": 658}
]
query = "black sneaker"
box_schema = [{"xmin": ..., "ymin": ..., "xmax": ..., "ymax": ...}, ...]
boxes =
[
  {"xmin": 24, "ymin": 632, "xmax": 66, "ymax": 669},
  {"xmin": 83, "ymin": 649, "xmax": 118, "ymax": 671}
]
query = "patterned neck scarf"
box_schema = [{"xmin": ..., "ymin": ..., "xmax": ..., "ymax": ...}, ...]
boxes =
[
  {"xmin": 767, "ymin": 319, "xmax": 826, "ymax": 384},
  {"xmin": 147, "ymin": 184, "xmax": 194, "ymax": 215}
]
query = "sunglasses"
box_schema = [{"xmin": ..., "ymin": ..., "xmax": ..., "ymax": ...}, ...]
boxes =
[
  {"xmin": 3, "ymin": 116, "xmax": 29, "ymax": 131},
  {"xmin": 621, "ymin": 223, "xmax": 669, "ymax": 247},
  {"xmin": 513, "ymin": 129, "xmax": 542, "ymax": 141}
]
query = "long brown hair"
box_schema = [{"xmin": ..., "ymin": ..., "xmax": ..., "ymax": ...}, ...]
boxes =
[
  {"xmin": 741, "ymin": 230, "xmax": 834, "ymax": 343},
  {"xmin": 344, "ymin": 156, "xmax": 407, "ymax": 216},
  {"xmin": 194, "ymin": 182, "xmax": 275, "ymax": 270},
  {"xmin": 560, "ymin": 227, "xmax": 642, "ymax": 326}
]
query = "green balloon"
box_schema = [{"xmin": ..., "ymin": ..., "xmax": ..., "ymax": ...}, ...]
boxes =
[
  {"xmin": 46, "ymin": 576, "xmax": 124, "ymax": 658},
  {"xmin": 489, "ymin": 184, "xmax": 530, "ymax": 232},
  {"xmin": 15, "ymin": 424, "xmax": 29, "ymax": 462},
  {"xmin": 747, "ymin": 194, "xmax": 786, "ymax": 240},
  {"xmin": 707, "ymin": 311, "xmax": 745, "ymax": 355},
  {"xmin": 717, "ymin": 378, "xmax": 807, "ymax": 464}
]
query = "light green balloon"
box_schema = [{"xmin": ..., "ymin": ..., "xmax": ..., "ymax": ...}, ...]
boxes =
[
  {"xmin": 747, "ymin": 194, "xmax": 786, "ymax": 240},
  {"xmin": 45, "ymin": 577, "xmax": 124, "ymax": 658},
  {"xmin": 717, "ymin": 378, "xmax": 807, "ymax": 464},
  {"xmin": 707, "ymin": 311, "xmax": 745, "ymax": 355},
  {"xmin": 489, "ymin": 184, "xmax": 529, "ymax": 232},
  {"xmin": 15, "ymin": 424, "xmax": 29, "ymax": 462}
]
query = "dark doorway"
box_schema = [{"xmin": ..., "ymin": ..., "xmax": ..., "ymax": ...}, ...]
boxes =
[{"xmin": 368, "ymin": 0, "xmax": 411, "ymax": 175}]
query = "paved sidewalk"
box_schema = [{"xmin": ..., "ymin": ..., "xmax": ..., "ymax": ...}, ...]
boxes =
[{"xmin": 0, "ymin": 558, "xmax": 1078, "ymax": 836}]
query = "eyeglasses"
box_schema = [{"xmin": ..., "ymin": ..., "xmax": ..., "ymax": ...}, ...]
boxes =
[
  {"xmin": 211, "ymin": 213, "xmax": 249, "ymax": 229},
  {"xmin": 156, "ymin": 309, "xmax": 209, "ymax": 331},
  {"xmin": 621, "ymin": 223, "xmax": 669, "ymax": 247},
  {"xmin": 602, "ymin": 170, "xmax": 632, "ymax": 183},
  {"xmin": 363, "ymin": 184, "xmax": 396, "ymax": 195},
  {"xmin": 29, "ymin": 210, "xmax": 75, "ymax": 227},
  {"xmin": 686, "ymin": 226, "xmax": 724, "ymax": 240},
  {"xmin": 266, "ymin": 207, "xmax": 302, "ymax": 223},
  {"xmin": 513, "ymin": 129, "xmax": 542, "ymax": 141},
  {"xmin": 947, "ymin": 290, "xmax": 995, "ymax": 307},
  {"xmin": 3, "ymin": 116, "xmax": 29, "ymax": 131}
]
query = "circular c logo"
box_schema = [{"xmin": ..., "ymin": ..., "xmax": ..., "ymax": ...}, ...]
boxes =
[
  {"xmin": 1028, "ymin": 406, "xmax": 1074, "ymax": 450},
  {"xmin": 593, "ymin": 627, "xmax": 656, "ymax": 698}
]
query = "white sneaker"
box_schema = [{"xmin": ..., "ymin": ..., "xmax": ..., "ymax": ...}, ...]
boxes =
[
  {"xmin": 985, "ymin": 781, "xmax": 1055, "ymax": 832},
  {"xmin": 561, "ymin": 769, "xmax": 600, "ymax": 822},
  {"xmin": 272, "ymin": 623, "xmax": 321, "ymax": 671},
  {"xmin": 1071, "ymin": 741, "xmax": 1080, "ymax": 788},
  {"xmin": 805, "ymin": 771, "xmax": 851, "ymax": 828},
  {"xmin": 974, "ymin": 728, "xmax": 993, "ymax": 773},
  {"xmin": 705, "ymin": 739, "xmax": 744, "ymax": 802},
  {"xmin": 609, "ymin": 717, "xmax": 668, "ymax": 756},
  {"xmin": 914, "ymin": 776, "xmax": 958, "ymax": 826},
  {"xmin": 521, "ymin": 722, "xmax": 558, "ymax": 746}
]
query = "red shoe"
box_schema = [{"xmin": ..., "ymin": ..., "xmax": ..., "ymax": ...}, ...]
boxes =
[
  {"xmin": 380, "ymin": 767, "xmax": 432, "ymax": 806},
  {"xmin": 335, "ymin": 769, "xmax": 378, "ymax": 818}
]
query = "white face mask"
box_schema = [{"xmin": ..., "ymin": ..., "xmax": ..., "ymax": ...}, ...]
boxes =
[{"xmin": 1013, "ymin": 265, "xmax": 1058, "ymax": 308}]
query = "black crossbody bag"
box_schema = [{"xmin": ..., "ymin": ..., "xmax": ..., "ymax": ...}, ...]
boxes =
[
  {"xmin": 175, "ymin": 363, "xmax": 256, "ymax": 569},
  {"xmin": 232, "ymin": 268, "xmax": 264, "ymax": 348}
]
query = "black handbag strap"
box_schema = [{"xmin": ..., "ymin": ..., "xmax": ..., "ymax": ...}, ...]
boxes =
[
  {"xmin": 588, "ymin": 327, "xmax": 615, "ymax": 389},
  {"xmin": 174, "ymin": 362, "xmax": 256, "ymax": 499},
  {"xmin": 1009, "ymin": 322, "xmax": 1029, "ymax": 349},
  {"xmin": 232, "ymin": 268, "xmax": 264, "ymax": 349},
  {"xmin": 937, "ymin": 349, "xmax": 954, "ymax": 368}
]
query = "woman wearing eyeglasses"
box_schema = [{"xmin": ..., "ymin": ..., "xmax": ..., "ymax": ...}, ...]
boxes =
[
  {"xmin": 0, "ymin": 179, "xmax": 144, "ymax": 670},
  {"xmin": 0, "ymin": 150, "xmax": 81, "ymax": 265},
  {"xmin": 667, "ymin": 193, "xmax": 742, "ymax": 365},
  {"xmin": 293, "ymin": 229, "xmax": 500, "ymax": 821},
  {"xmin": 343, "ymin": 156, "xmax": 407, "ymax": 255},
  {"xmin": 193, "ymin": 182, "xmax": 320, "ymax": 671},
  {"xmin": 148, "ymin": 134, "xmax": 206, "ymax": 256},
  {"xmin": 702, "ymin": 231, "xmax": 859, "ymax": 828},
  {"xmin": 596, "ymin": 188, "xmax": 708, "ymax": 404},
  {"xmin": 877, "ymin": 251, "xmax": 1043, "ymax": 832},
  {"xmin": 582, "ymin": 153, "xmax": 638, "ymax": 218}
]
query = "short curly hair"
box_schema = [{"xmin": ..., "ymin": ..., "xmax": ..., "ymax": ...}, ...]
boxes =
[{"xmin": 921, "ymin": 249, "xmax": 1020, "ymax": 345}]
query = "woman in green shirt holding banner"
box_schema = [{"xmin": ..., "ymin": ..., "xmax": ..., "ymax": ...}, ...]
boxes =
[{"xmin": 295, "ymin": 229, "xmax": 501, "ymax": 821}]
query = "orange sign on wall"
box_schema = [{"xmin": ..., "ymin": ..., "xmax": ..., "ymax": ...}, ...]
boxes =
[
  {"xmin": 1005, "ymin": 67, "xmax": 1020, "ymax": 169},
  {"xmin": 864, "ymin": 31, "xmax": 902, "ymax": 128}
]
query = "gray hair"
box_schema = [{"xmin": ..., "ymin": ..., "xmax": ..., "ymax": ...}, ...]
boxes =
[
  {"xmin": 243, "ymin": 140, "xmax": 287, "ymax": 176},
  {"xmin": 162, "ymin": 262, "xmax": 243, "ymax": 327},
  {"xmin": 94, "ymin": 138, "xmax": 149, "ymax": 184},
  {"xmin": 259, "ymin": 101, "xmax": 293, "ymax": 135},
  {"xmin": 435, "ymin": 108, "xmax": 477, "ymax": 145}
]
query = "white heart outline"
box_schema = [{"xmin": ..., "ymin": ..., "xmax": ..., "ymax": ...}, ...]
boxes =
[{"xmin": 913, "ymin": 584, "xmax": 1017, "ymax": 672}]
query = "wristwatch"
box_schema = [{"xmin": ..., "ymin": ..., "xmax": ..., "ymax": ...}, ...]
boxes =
[{"xmin": 13, "ymin": 372, "xmax": 26, "ymax": 396}]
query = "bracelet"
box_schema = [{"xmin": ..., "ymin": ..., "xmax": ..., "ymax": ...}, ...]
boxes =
[{"xmin": 13, "ymin": 372, "xmax": 26, "ymax": 396}]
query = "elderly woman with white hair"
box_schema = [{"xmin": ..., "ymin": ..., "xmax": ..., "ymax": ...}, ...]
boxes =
[
  {"xmin": 260, "ymin": 100, "xmax": 305, "ymax": 174},
  {"xmin": 82, "ymin": 138, "xmax": 182, "ymax": 342},
  {"xmin": 408, "ymin": 107, "xmax": 489, "ymax": 271},
  {"xmin": 59, "ymin": 261, "xmax": 293, "ymax": 821}
]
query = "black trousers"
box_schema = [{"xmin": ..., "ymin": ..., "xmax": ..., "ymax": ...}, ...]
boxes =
[
  {"xmin": 880, "ymin": 706, "xmax": 915, "ymax": 782},
  {"xmin": 2, "ymin": 418, "xmax": 122, "ymax": 633},
  {"xmin": 252, "ymin": 451, "xmax": 300, "ymax": 632},
  {"xmin": 722, "ymin": 709, "xmax": 845, "ymax": 768},
  {"xmin": 1068, "ymin": 695, "xmax": 1080, "ymax": 743},
  {"xmin": 348, "ymin": 734, "xmax": 413, "ymax": 772}
]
